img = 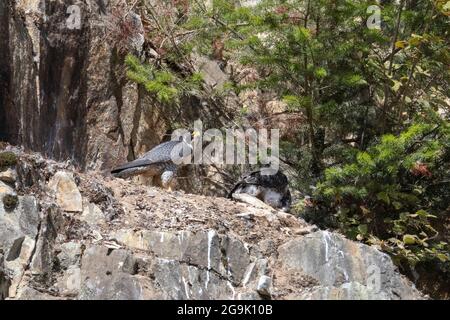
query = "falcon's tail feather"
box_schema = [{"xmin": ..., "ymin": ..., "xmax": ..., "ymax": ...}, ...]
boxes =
[{"xmin": 111, "ymin": 158, "xmax": 154, "ymax": 178}]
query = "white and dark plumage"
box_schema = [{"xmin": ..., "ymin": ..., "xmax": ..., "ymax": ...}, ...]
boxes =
[
  {"xmin": 228, "ymin": 168, "xmax": 292, "ymax": 212},
  {"xmin": 111, "ymin": 138, "xmax": 192, "ymax": 191}
]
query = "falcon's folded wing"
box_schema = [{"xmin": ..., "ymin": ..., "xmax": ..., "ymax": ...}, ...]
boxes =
[{"xmin": 111, "ymin": 158, "xmax": 154, "ymax": 175}]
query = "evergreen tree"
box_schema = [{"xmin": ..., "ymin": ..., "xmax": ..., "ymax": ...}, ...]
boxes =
[{"xmin": 125, "ymin": 0, "xmax": 450, "ymax": 296}]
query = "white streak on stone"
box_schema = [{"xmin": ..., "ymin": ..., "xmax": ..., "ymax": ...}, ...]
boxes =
[
  {"xmin": 323, "ymin": 231, "xmax": 332, "ymax": 262},
  {"xmin": 227, "ymin": 281, "xmax": 236, "ymax": 300},
  {"xmin": 182, "ymin": 276, "xmax": 190, "ymax": 299},
  {"xmin": 242, "ymin": 262, "xmax": 255, "ymax": 288},
  {"xmin": 206, "ymin": 230, "xmax": 215, "ymax": 289}
]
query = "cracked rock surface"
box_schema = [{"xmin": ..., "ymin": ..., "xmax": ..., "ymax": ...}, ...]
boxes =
[{"xmin": 0, "ymin": 148, "xmax": 425, "ymax": 300}]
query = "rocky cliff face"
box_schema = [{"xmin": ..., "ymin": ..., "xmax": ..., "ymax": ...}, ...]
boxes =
[
  {"xmin": 0, "ymin": 147, "xmax": 425, "ymax": 300},
  {"xmin": 0, "ymin": 0, "xmax": 242, "ymax": 197},
  {"xmin": 0, "ymin": 1, "xmax": 229, "ymax": 172},
  {"xmin": 0, "ymin": 1, "xmax": 430, "ymax": 301}
]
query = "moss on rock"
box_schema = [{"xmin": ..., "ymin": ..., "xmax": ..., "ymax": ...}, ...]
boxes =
[
  {"xmin": 2, "ymin": 194, "xmax": 18, "ymax": 210},
  {"xmin": 0, "ymin": 152, "xmax": 17, "ymax": 169}
]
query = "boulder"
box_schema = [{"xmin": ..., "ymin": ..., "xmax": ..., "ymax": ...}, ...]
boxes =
[
  {"xmin": 4, "ymin": 236, "xmax": 36, "ymax": 297},
  {"xmin": 57, "ymin": 242, "xmax": 82, "ymax": 269},
  {"xmin": 0, "ymin": 181, "xmax": 14, "ymax": 196},
  {"xmin": 80, "ymin": 202, "xmax": 104, "ymax": 226},
  {"xmin": 0, "ymin": 168, "xmax": 17, "ymax": 183},
  {"xmin": 57, "ymin": 266, "xmax": 81, "ymax": 296},
  {"xmin": 79, "ymin": 246, "xmax": 138, "ymax": 299},
  {"xmin": 48, "ymin": 171, "xmax": 82, "ymax": 212},
  {"xmin": 256, "ymin": 275, "xmax": 272, "ymax": 297},
  {"xmin": 0, "ymin": 196, "xmax": 40, "ymax": 253},
  {"xmin": 277, "ymin": 231, "xmax": 424, "ymax": 300}
]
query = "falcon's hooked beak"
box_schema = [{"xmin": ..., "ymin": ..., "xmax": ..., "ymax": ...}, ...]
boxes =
[
  {"xmin": 192, "ymin": 130, "xmax": 201, "ymax": 139},
  {"xmin": 186, "ymin": 130, "xmax": 201, "ymax": 149}
]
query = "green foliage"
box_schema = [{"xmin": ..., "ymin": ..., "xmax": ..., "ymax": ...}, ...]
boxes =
[
  {"xmin": 130, "ymin": 0, "xmax": 449, "ymax": 294},
  {"xmin": 314, "ymin": 122, "xmax": 450, "ymax": 268},
  {"xmin": 184, "ymin": 1, "xmax": 448, "ymax": 263},
  {"xmin": 184, "ymin": 0, "xmax": 448, "ymax": 181},
  {"xmin": 125, "ymin": 54, "xmax": 203, "ymax": 104},
  {"xmin": 0, "ymin": 151, "xmax": 17, "ymax": 169}
]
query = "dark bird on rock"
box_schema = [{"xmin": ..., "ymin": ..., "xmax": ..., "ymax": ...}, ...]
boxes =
[
  {"xmin": 228, "ymin": 168, "xmax": 292, "ymax": 212},
  {"xmin": 111, "ymin": 135, "xmax": 195, "ymax": 191}
]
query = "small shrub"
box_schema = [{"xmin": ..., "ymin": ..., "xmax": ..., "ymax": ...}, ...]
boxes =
[
  {"xmin": 3, "ymin": 194, "xmax": 18, "ymax": 210},
  {"xmin": 309, "ymin": 122, "xmax": 450, "ymax": 271},
  {"xmin": 0, "ymin": 152, "xmax": 17, "ymax": 169}
]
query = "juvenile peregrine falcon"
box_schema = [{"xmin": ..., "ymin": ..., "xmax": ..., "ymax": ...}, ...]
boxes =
[
  {"xmin": 111, "ymin": 137, "xmax": 193, "ymax": 191},
  {"xmin": 228, "ymin": 168, "xmax": 292, "ymax": 212}
]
